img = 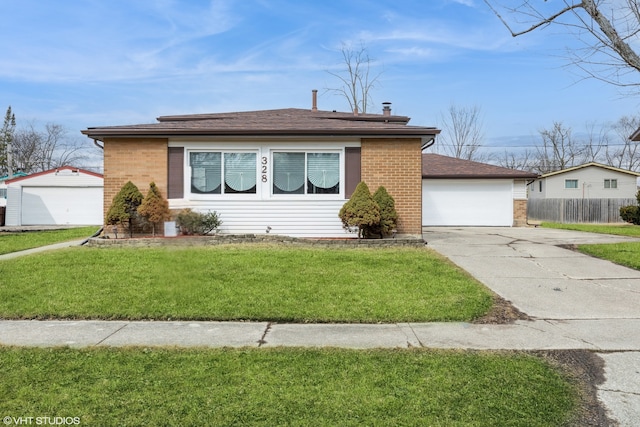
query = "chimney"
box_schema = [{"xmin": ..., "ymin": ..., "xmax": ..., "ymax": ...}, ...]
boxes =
[
  {"xmin": 311, "ymin": 89, "xmax": 318, "ymax": 111},
  {"xmin": 382, "ymin": 102, "xmax": 392, "ymax": 116}
]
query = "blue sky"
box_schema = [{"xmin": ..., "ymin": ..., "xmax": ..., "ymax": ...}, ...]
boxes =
[{"xmin": 1, "ymin": 0, "xmax": 639, "ymax": 156}]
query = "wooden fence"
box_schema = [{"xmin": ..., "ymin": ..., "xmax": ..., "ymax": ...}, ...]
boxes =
[{"xmin": 527, "ymin": 198, "xmax": 636, "ymax": 223}]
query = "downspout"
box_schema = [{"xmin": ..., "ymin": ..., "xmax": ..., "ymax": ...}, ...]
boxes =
[
  {"xmin": 525, "ymin": 178, "xmax": 539, "ymax": 227},
  {"xmin": 93, "ymin": 139, "xmax": 103, "ymax": 150},
  {"xmin": 421, "ymin": 136, "xmax": 436, "ymax": 151}
]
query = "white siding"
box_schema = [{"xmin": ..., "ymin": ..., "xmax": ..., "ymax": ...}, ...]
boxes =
[
  {"xmin": 513, "ymin": 180, "xmax": 528, "ymax": 199},
  {"xmin": 532, "ymin": 166, "xmax": 638, "ymax": 199},
  {"xmin": 170, "ymin": 199, "xmax": 350, "ymax": 238},
  {"xmin": 172, "ymin": 140, "xmax": 358, "ymax": 238},
  {"xmin": 5, "ymin": 187, "xmax": 21, "ymax": 226}
]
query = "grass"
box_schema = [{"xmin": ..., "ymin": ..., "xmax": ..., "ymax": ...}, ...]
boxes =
[
  {"xmin": 577, "ymin": 242, "xmax": 640, "ymax": 270},
  {"xmin": 0, "ymin": 245, "xmax": 493, "ymax": 322},
  {"xmin": 0, "ymin": 347, "xmax": 579, "ymax": 427},
  {"xmin": 541, "ymin": 221, "xmax": 640, "ymax": 237},
  {"xmin": 0, "ymin": 226, "xmax": 100, "ymax": 255},
  {"xmin": 541, "ymin": 222, "xmax": 640, "ymax": 269}
]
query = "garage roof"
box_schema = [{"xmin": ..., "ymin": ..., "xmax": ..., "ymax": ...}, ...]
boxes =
[{"xmin": 422, "ymin": 154, "xmax": 538, "ymax": 179}]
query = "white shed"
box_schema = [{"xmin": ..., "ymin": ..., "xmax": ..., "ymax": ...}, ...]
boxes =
[{"xmin": 5, "ymin": 166, "xmax": 103, "ymax": 226}]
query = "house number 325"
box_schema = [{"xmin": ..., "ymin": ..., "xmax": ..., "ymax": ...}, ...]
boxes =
[{"xmin": 261, "ymin": 156, "xmax": 268, "ymax": 182}]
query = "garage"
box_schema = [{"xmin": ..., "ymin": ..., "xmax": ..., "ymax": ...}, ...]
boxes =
[
  {"xmin": 422, "ymin": 179, "xmax": 513, "ymax": 226},
  {"xmin": 4, "ymin": 167, "xmax": 103, "ymax": 226},
  {"xmin": 21, "ymin": 186, "xmax": 102, "ymax": 225},
  {"xmin": 421, "ymin": 154, "xmax": 538, "ymax": 227}
]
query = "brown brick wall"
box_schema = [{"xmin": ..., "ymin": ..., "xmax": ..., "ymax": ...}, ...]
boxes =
[
  {"xmin": 103, "ymin": 138, "xmax": 169, "ymax": 230},
  {"xmin": 361, "ymin": 138, "xmax": 423, "ymax": 236},
  {"xmin": 513, "ymin": 199, "xmax": 528, "ymax": 226}
]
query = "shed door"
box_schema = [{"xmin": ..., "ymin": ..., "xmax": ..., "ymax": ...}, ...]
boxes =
[
  {"xmin": 21, "ymin": 187, "xmax": 103, "ymax": 225},
  {"xmin": 422, "ymin": 179, "xmax": 513, "ymax": 226}
]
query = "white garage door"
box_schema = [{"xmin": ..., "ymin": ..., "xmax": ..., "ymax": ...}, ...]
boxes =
[
  {"xmin": 21, "ymin": 187, "xmax": 103, "ymax": 225},
  {"xmin": 422, "ymin": 179, "xmax": 513, "ymax": 226}
]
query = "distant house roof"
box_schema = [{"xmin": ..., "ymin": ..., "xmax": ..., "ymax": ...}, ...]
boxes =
[
  {"xmin": 5, "ymin": 166, "xmax": 103, "ymax": 184},
  {"xmin": 538, "ymin": 162, "xmax": 640, "ymax": 178},
  {"xmin": 0, "ymin": 171, "xmax": 28, "ymax": 183},
  {"xmin": 82, "ymin": 108, "xmax": 440, "ymax": 143},
  {"xmin": 422, "ymin": 153, "xmax": 538, "ymax": 179}
]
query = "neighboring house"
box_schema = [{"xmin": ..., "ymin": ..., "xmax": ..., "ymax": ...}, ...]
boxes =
[
  {"xmin": 82, "ymin": 98, "xmax": 440, "ymax": 238},
  {"xmin": 529, "ymin": 163, "xmax": 640, "ymax": 199},
  {"xmin": 4, "ymin": 166, "xmax": 104, "ymax": 226},
  {"xmin": 422, "ymin": 154, "xmax": 538, "ymax": 226},
  {"xmin": 0, "ymin": 172, "xmax": 28, "ymax": 208}
]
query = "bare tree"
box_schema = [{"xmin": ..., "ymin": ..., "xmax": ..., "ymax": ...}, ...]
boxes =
[
  {"xmin": 485, "ymin": 0, "xmax": 640, "ymax": 91},
  {"xmin": 496, "ymin": 149, "xmax": 534, "ymax": 171},
  {"xmin": 325, "ymin": 43, "xmax": 382, "ymax": 114},
  {"xmin": 581, "ymin": 120, "xmax": 609, "ymax": 163},
  {"xmin": 534, "ymin": 121, "xmax": 583, "ymax": 173},
  {"xmin": 13, "ymin": 122, "xmax": 89, "ymax": 174},
  {"xmin": 607, "ymin": 115, "xmax": 640, "ymax": 170},
  {"xmin": 435, "ymin": 104, "xmax": 486, "ymax": 161}
]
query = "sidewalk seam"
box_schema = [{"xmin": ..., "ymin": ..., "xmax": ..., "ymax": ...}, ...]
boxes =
[{"xmin": 93, "ymin": 322, "xmax": 129, "ymax": 346}]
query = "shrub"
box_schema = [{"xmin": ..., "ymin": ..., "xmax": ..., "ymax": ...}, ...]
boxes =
[
  {"xmin": 338, "ymin": 182, "xmax": 380, "ymax": 239},
  {"xmin": 372, "ymin": 186, "xmax": 398, "ymax": 238},
  {"xmin": 620, "ymin": 190, "xmax": 640, "ymax": 225},
  {"xmin": 138, "ymin": 182, "xmax": 171, "ymax": 236},
  {"xmin": 106, "ymin": 181, "xmax": 143, "ymax": 238},
  {"xmin": 175, "ymin": 209, "xmax": 222, "ymax": 235}
]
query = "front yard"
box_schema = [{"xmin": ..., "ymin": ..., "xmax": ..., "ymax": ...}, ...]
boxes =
[
  {"xmin": 0, "ymin": 245, "xmax": 492, "ymax": 322},
  {"xmin": 0, "ymin": 231, "xmax": 606, "ymax": 425}
]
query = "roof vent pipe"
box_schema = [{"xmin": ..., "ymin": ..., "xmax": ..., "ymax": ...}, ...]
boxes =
[
  {"xmin": 382, "ymin": 102, "xmax": 392, "ymax": 116},
  {"xmin": 311, "ymin": 89, "xmax": 318, "ymax": 111}
]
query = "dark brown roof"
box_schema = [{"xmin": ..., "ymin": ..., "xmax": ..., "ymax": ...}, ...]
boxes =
[
  {"xmin": 83, "ymin": 108, "xmax": 440, "ymax": 141},
  {"xmin": 422, "ymin": 153, "xmax": 538, "ymax": 179}
]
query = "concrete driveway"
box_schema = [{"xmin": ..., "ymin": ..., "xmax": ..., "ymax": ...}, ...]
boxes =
[
  {"xmin": 423, "ymin": 226, "xmax": 640, "ymax": 426},
  {"xmin": 423, "ymin": 226, "xmax": 640, "ymax": 320}
]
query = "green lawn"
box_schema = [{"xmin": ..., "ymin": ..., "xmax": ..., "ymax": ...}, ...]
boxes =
[
  {"xmin": 0, "ymin": 245, "xmax": 493, "ymax": 322},
  {"xmin": 541, "ymin": 222, "xmax": 640, "ymax": 269},
  {"xmin": 578, "ymin": 242, "xmax": 640, "ymax": 270},
  {"xmin": 541, "ymin": 221, "xmax": 640, "ymax": 237},
  {"xmin": 0, "ymin": 347, "xmax": 579, "ymax": 427},
  {"xmin": 0, "ymin": 226, "xmax": 100, "ymax": 255}
]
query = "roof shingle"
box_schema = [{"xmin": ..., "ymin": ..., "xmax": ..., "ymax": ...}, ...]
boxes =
[{"xmin": 422, "ymin": 153, "xmax": 538, "ymax": 179}]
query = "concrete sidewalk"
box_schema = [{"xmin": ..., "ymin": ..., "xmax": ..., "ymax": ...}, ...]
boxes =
[
  {"xmin": 2, "ymin": 318, "xmax": 640, "ymax": 350},
  {"xmin": 0, "ymin": 239, "xmax": 87, "ymax": 260}
]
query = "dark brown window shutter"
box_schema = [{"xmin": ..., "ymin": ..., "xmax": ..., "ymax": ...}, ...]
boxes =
[
  {"xmin": 345, "ymin": 147, "xmax": 361, "ymax": 198},
  {"xmin": 168, "ymin": 147, "xmax": 184, "ymax": 199}
]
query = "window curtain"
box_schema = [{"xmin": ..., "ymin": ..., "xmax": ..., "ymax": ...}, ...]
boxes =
[
  {"xmin": 307, "ymin": 153, "xmax": 339, "ymax": 189},
  {"xmin": 225, "ymin": 153, "xmax": 256, "ymax": 192},
  {"xmin": 190, "ymin": 152, "xmax": 221, "ymax": 193},
  {"xmin": 273, "ymin": 152, "xmax": 305, "ymax": 193}
]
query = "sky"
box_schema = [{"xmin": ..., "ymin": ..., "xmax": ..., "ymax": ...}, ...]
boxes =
[{"xmin": 2, "ymin": 0, "xmax": 640, "ymax": 165}]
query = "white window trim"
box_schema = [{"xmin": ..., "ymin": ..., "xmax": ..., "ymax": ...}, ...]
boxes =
[
  {"xmin": 564, "ymin": 179, "xmax": 579, "ymax": 189},
  {"xmin": 269, "ymin": 149, "xmax": 344, "ymax": 199},
  {"xmin": 187, "ymin": 149, "xmax": 260, "ymax": 200}
]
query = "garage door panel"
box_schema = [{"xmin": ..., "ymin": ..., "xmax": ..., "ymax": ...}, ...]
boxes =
[
  {"xmin": 423, "ymin": 180, "xmax": 513, "ymax": 226},
  {"xmin": 22, "ymin": 187, "xmax": 103, "ymax": 225}
]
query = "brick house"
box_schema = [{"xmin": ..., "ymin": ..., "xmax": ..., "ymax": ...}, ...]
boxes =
[{"xmin": 82, "ymin": 97, "xmax": 440, "ymax": 238}]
